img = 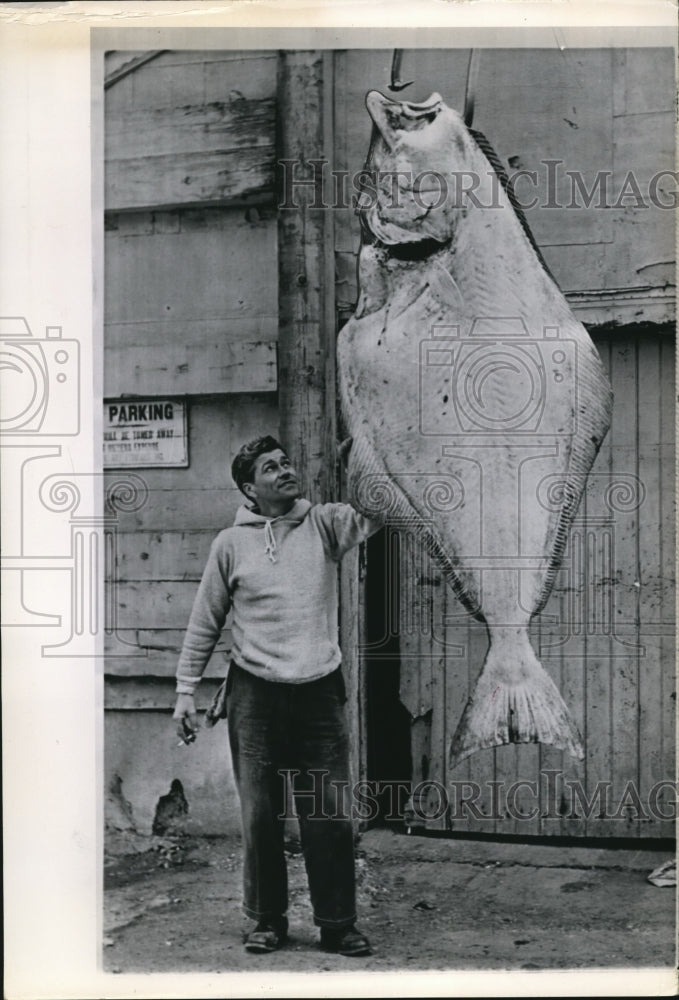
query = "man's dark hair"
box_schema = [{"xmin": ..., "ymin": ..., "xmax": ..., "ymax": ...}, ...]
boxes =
[{"xmin": 231, "ymin": 435, "xmax": 287, "ymax": 494}]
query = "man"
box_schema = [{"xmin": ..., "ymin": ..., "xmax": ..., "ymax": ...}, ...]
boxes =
[{"xmin": 173, "ymin": 435, "xmax": 383, "ymax": 957}]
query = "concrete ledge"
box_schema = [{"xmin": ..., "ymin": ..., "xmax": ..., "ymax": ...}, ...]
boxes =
[{"xmin": 361, "ymin": 827, "xmax": 675, "ymax": 873}]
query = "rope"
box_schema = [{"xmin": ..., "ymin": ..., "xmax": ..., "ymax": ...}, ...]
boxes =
[{"xmin": 468, "ymin": 126, "xmax": 557, "ymax": 282}]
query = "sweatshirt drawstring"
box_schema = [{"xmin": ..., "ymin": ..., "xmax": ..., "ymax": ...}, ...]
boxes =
[{"xmin": 264, "ymin": 520, "xmax": 277, "ymax": 563}]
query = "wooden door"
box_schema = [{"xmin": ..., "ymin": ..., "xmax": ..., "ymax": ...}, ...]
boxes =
[
  {"xmin": 332, "ymin": 47, "xmax": 676, "ymax": 839},
  {"xmin": 389, "ymin": 330, "xmax": 675, "ymax": 839}
]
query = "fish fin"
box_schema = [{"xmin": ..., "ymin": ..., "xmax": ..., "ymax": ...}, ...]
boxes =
[
  {"xmin": 355, "ymin": 291, "xmax": 384, "ymax": 319},
  {"xmin": 337, "ymin": 436, "xmax": 354, "ymax": 466},
  {"xmin": 385, "ymin": 278, "xmax": 429, "ymax": 319},
  {"xmin": 428, "ymin": 259, "xmax": 464, "ymax": 310},
  {"xmin": 449, "ymin": 637, "xmax": 584, "ymax": 767}
]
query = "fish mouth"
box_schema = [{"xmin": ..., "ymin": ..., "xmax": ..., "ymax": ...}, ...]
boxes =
[
  {"xmin": 360, "ymin": 214, "xmax": 448, "ymax": 263},
  {"xmin": 371, "ymin": 235, "xmax": 447, "ymax": 262},
  {"xmin": 365, "ymin": 90, "xmax": 444, "ymax": 142},
  {"xmin": 358, "ymin": 90, "xmax": 451, "ymax": 258}
]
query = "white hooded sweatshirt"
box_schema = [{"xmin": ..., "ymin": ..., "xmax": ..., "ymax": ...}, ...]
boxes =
[{"xmin": 176, "ymin": 499, "xmax": 383, "ymax": 692}]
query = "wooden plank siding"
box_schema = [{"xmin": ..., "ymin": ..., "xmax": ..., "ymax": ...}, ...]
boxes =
[
  {"xmin": 277, "ymin": 51, "xmax": 337, "ymax": 503},
  {"xmin": 103, "ymin": 48, "xmax": 675, "ymax": 840},
  {"xmin": 103, "ymin": 395, "xmax": 279, "ymax": 676},
  {"xmin": 106, "ymin": 144, "xmax": 275, "ymax": 213},
  {"xmin": 103, "ymin": 394, "xmax": 279, "ymax": 664},
  {"xmin": 104, "ymin": 51, "xmax": 280, "ymax": 696},
  {"xmin": 104, "ymin": 340, "xmax": 277, "ymax": 397},
  {"xmin": 333, "ymin": 47, "xmax": 675, "ymax": 329},
  {"xmin": 376, "ymin": 331, "xmax": 675, "ymax": 839},
  {"xmin": 104, "ymin": 675, "xmax": 227, "ymax": 711},
  {"xmin": 104, "ymin": 205, "xmax": 278, "ymax": 398},
  {"xmin": 333, "ymin": 48, "xmax": 675, "ymax": 838},
  {"xmin": 105, "ymin": 51, "xmax": 277, "ymax": 210}
]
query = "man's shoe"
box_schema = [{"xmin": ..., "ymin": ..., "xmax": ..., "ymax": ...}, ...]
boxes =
[
  {"xmin": 244, "ymin": 916, "xmax": 288, "ymax": 953},
  {"xmin": 320, "ymin": 924, "xmax": 372, "ymax": 956}
]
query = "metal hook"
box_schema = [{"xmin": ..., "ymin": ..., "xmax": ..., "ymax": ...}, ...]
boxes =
[
  {"xmin": 389, "ymin": 49, "xmax": 413, "ymax": 92},
  {"xmin": 463, "ymin": 49, "xmax": 480, "ymax": 127}
]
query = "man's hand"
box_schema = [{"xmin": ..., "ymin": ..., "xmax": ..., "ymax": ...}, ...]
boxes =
[{"xmin": 173, "ymin": 694, "xmax": 199, "ymax": 745}]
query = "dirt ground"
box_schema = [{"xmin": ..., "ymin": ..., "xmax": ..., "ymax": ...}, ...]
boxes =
[{"xmin": 103, "ymin": 827, "xmax": 677, "ymax": 976}]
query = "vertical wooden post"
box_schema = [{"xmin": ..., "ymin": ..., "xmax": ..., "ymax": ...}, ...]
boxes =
[
  {"xmin": 278, "ymin": 51, "xmax": 359, "ymax": 835},
  {"xmin": 277, "ymin": 51, "xmax": 336, "ymax": 504},
  {"xmin": 340, "ymin": 488, "xmax": 369, "ymax": 824},
  {"xmin": 277, "ymin": 52, "xmax": 368, "ymax": 815}
]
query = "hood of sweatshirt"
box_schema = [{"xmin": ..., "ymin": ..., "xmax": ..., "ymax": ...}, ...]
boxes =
[
  {"xmin": 234, "ymin": 498, "xmax": 311, "ymax": 527},
  {"xmin": 233, "ymin": 498, "xmax": 312, "ymax": 563}
]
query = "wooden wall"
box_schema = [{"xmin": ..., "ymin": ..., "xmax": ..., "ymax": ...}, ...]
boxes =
[
  {"xmin": 333, "ymin": 48, "xmax": 676, "ymax": 838},
  {"xmin": 386, "ymin": 329, "xmax": 675, "ymax": 839},
  {"xmin": 334, "ymin": 48, "xmax": 676, "ymax": 329},
  {"xmin": 104, "ymin": 49, "xmax": 276, "ymax": 211},
  {"xmin": 104, "ymin": 46, "xmax": 675, "ymax": 839},
  {"xmin": 104, "ymin": 51, "xmax": 279, "ymax": 833},
  {"xmin": 104, "ymin": 208, "xmax": 277, "ymax": 397}
]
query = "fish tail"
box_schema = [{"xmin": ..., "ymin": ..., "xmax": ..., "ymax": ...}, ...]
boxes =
[{"xmin": 449, "ymin": 631, "xmax": 584, "ymax": 767}]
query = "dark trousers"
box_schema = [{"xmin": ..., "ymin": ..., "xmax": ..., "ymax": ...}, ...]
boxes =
[{"xmin": 226, "ymin": 662, "xmax": 357, "ymax": 929}]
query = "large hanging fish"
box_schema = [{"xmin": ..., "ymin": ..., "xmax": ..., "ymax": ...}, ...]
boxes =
[{"xmin": 337, "ymin": 91, "xmax": 613, "ymax": 766}]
